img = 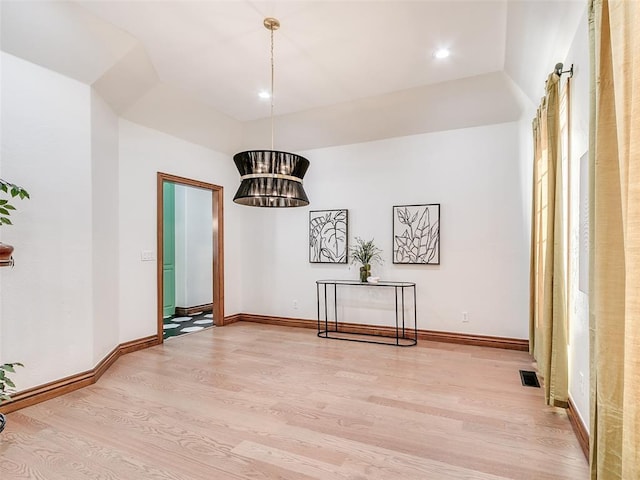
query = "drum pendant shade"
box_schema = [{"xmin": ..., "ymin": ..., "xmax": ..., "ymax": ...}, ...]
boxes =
[{"xmin": 233, "ymin": 150, "xmax": 310, "ymax": 207}]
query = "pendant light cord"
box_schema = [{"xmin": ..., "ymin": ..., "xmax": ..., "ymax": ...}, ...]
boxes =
[{"xmin": 270, "ymin": 25, "xmax": 275, "ymax": 151}]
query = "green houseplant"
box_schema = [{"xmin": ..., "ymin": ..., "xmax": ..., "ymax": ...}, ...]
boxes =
[
  {"xmin": 0, "ymin": 179, "xmax": 30, "ymax": 263},
  {"xmin": 0, "ymin": 178, "xmax": 29, "ymax": 432},
  {"xmin": 0, "ymin": 179, "xmax": 30, "ymax": 224},
  {"xmin": 349, "ymin": 237, "xmax": 383, "ymax": 282},
  {"xmin": 0, "ymin": 362, "xmax": 23, "ymax": 432},
  {"xmin": 0, "ymin": 363, "xmax": 23, "ymax": 402}
]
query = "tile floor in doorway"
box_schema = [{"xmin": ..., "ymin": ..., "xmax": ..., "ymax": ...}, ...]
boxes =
[{"xmin": 163, "ymin": 311, "xmax": 214, "ymax": 340}]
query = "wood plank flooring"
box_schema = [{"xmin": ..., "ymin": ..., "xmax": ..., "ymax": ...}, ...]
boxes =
[{"xmin": 0, "ymin": 323, "xmax": 588, "ymax": 479}]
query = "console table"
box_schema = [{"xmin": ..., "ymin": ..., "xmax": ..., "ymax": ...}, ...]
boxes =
[{"xmin": 316, "ymin": 279, "xmax": 417, "ymax": 347}]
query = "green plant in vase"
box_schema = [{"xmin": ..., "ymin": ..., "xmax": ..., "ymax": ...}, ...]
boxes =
[
  {"xmin": 0, "ymin": 179, "xmax": 30, "ymax": 263},
  {"xmin": 0, "ymin": 178, "xmax": 29, "ymax": 432},
  {"xmin": 349, "ymin": 237, "xmax": 383, "ymax": 282}
]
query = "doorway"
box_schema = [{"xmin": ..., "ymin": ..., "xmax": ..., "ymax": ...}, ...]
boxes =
[{"xmin": 157, "ymin": 173, "xmax": 224, "ymax": 343}]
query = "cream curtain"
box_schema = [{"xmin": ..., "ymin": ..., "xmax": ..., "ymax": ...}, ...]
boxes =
[
  {"xmin": 530, "ymin": 72, "xmax": 569, "ymax": 408},
  {"xmin": 589, "ymin": 0, "xmax": 640, "ymax": 478}
]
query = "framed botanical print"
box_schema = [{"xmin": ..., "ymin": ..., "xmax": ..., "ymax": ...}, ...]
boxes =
[
  {"xmin": 309, "ymin": 209, "xmax": 348, "ymax": 263},
  {"xmin": 393, "ymin": 204, "xmax": 440, "ymax": 264}
]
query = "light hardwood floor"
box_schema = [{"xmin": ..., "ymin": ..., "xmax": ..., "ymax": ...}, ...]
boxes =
[{"xmin": 0, "ymin": 323, "xmax": 588, "ymax": 479}]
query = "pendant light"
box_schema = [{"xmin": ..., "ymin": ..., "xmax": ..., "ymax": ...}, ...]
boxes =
[{"xmin": 233, "ymin": 17, "xmax": 310, "ymax": 207}]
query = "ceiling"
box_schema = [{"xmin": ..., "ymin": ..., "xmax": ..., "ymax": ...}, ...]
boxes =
[
  {"xmin": 78, "ymin": 0, "xmax": 509, "ymax": 122},
  {"xmin": 1, "ymin": 0, "xmax": 586, "ymax": 152}
]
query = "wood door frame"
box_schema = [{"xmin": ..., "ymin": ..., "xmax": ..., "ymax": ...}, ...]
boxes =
[{"xmin": 157, "ymin": 172, "xmax": 225, "ymax": 343}]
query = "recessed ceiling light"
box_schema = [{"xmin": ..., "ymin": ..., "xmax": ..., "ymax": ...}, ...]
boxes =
[
  {"xmin": 434, "ymin": 48, "xmax": 450, "ymax": 59},
  {"xmin": 258, "ymin": 91, "xmax": 271, "ymax": 99}
]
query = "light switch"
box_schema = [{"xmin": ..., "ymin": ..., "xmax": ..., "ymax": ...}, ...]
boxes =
[{"xmin": 140, "ymin": 250, "xmax": 156, "ymax": 261}]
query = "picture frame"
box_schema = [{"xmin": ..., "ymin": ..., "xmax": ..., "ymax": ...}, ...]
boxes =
[
  {"xmin": 309, "ymin": 209, "xmax": 348, "ymax": 263},
  {"xmin": 393, "ymin": 204, "xmax": 440, "ymax": 264}
]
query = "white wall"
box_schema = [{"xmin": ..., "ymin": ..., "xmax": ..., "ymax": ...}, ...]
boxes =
[
  {"xmin": 0, "ymin": 52, "xmax": 94, "ymax": 389},
  {"xmin": 90, "ymin": 90, "xmax": 120, "ymax": 363},
  {"xmin": 118, "ymin": 120, "xmax": 243, "ymax": 343},
  {"xmin": 564, "ymin": 7, "xmax": 590, "ymax": 432},
  {"xmin": 0, "ymin": 53, "xmax": 244, "ymax": 393},
  {"xmin": 241, "ymin": 122, "xmax": 530, "ymax": 339},
  {"xmin": 174, "ymin": 183, "xmax": 213, "ymax": 308}
]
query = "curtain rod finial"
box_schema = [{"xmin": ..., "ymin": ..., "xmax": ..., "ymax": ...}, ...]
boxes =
[
  {"xmin": 554, "ymin": 62, "xmax": 574, "ymax": 78},
  {"xmin": 555, "ymin": 62, "xmax": 564, "ymax": 75}
]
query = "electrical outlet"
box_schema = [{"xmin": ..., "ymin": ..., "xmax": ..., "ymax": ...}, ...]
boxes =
[
  {"xmin": 462, "ymin": 311, "xmax": 469, "ymax": 323},
  {"xmin": 292, "ymin": 300, "xmax": 298, "ymax": 310}
]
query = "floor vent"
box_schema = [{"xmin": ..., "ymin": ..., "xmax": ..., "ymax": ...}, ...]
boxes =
[{"xmin": 519, "ymin": 370, "xmax": 540, "ymax": 388}]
